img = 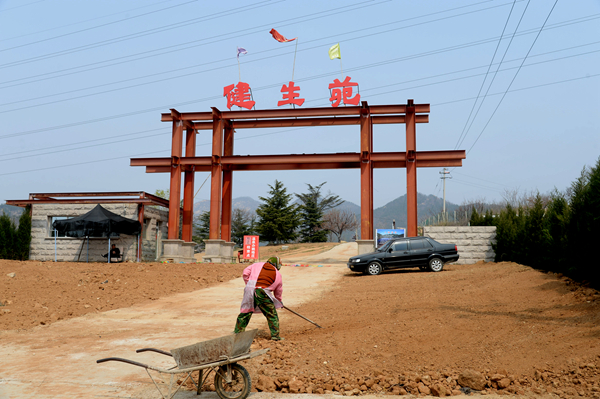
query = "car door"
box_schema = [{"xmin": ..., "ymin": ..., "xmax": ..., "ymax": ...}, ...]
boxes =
[
  {"xmin": 384, "ymin": 240, "xmax": 410, "ymax": 268},
  {"xmin": 408, "ymin": 238, "xmax": 434, "ymax": 266}
]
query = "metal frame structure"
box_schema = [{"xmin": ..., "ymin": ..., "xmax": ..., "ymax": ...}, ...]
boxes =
[{"xmin": 131, "ymin": 100, "xmax": 465, "ymax": 245}]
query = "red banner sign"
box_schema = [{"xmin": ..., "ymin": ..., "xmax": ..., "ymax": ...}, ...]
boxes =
[{"xmin": 243, "ymin": 235, "xmax": 260, "ymax": 260}]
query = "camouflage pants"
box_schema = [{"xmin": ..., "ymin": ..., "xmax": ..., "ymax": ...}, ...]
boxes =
[{"xmin": 234, "ymin": 289, "xmax": 280, "ymax": 338}]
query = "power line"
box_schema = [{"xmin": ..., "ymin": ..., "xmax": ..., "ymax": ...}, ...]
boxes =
[
  {"xmin": 455, "ymin": 0, "xmax": 532, "ymax": 150},
  {"xmin": 1, "ymin": 13, "xmax": 596, "ymax": 116},
  {"xmin": 0, "ymin": 0, "xmax": 280, "ymax": 70},
  {"xmin": 0, "ymin": 70, "xmax": 596, "ymax": 177},
  {"xmin": 0, "ymin": 0, "xmax": 497, "ymax": 88},
  {"xmin": 1, "ymin": 39, "xmax": 597, "ymax": 143},
  {"xmin": 0, "ymin": 0, "xmax": 197, "ymax": 52},
  {"xmin": 0, "ymin": 0, "xmax": 45, "ymax": 13},
  {"xmin": 454, "ymin": 0, "xmax": 517, "ymax": 150},
  {"xmin": 1, "ymin": 38, "xmax": 596, "ymax": 160},
  {"xmin": 464, "ymin": 0, "xmax": 560, "ymax": 155},
  {"xmin": 0, "ymin": 0, "xmax": 180, "ymax": 43}
]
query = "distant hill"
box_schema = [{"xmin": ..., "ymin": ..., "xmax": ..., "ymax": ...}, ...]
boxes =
[
  {"xmin": 373, "ymin": 193, "xmax": 459, "ymax": 230},
  {"xmin": 191, "ymin": 193, "xmax": 457, "ymax": 240},
  {"xmin": 193, "ymin": 196, "xmax": 260, "ymax": 216}
]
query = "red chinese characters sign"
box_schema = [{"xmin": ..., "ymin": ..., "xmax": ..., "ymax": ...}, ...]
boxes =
[
  {"xmin": 329, "ymin": 76, "xmax": 360, "ymax": 107},
  {"xmin": 278, "ymin": 81, "xmax": 304, "ymax": 107},
  {"xmin": 223, "ymin": 82, "xmax": 255, "ymax": 110},
  {"xmin": 224, "ymin": 76, "xmax": 360, "ymax": 109},
  {"xmin": 243, "ymin": 235, "xmax": 259, "ymax": 260}
]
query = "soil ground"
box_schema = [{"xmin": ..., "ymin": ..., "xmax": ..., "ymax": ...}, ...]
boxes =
[{"xmin": 1, "ymin": 243, "xmax": 599, "ymax": 399}]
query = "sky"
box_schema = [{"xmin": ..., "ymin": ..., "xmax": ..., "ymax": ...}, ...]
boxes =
[{"xmin": 0, "ymin": 0, "xmax": 598, "ymax": 210}]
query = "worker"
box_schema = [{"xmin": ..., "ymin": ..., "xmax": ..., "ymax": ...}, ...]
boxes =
[{"xmin": 233, "ymin": 256, "xmax": 284, "ymax": 341}]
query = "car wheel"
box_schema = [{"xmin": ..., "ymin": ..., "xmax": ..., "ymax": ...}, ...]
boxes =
[
  {"xmin": 365, "ymin": 262, "xmax": 383, "ymax": 276},
  {"xmin": 428, "ymin": 258, "xmax": 444, "ymax": 272}
]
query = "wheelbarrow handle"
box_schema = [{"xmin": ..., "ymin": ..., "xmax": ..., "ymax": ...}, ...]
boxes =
[
  {"xmin": 96, "ymin": 357, "xmax": 150, "ymax": 369},
  {"xmin": 136, "ymin": 347, "xmax": 173, "ymax": 357}
]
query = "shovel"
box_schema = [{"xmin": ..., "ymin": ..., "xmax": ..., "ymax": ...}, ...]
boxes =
[{"xmin": 282, "ymin": 305, "xmax": 323, "ymax": 328}]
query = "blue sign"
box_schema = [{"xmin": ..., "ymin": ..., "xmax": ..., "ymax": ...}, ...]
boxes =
[{"xmin": 376, "ymin": 228, "xmax": 406, "ymax": 247}]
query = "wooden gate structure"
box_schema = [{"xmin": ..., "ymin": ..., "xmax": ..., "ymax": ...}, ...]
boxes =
[{"xmin": 131, "ymin": 100, "xmax": 465, "ymax": 262}]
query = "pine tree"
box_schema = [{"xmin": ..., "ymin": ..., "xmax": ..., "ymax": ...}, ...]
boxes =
[
  {"xmin": 295, "ymin": 182, "xmax": 343, "ymax": 243},
  {"xmin": 256, "ymin": 180, "xmax": 300, "ymax": 244},
  {"xmin": 192, "ymin": 211, "xmax": 211, "ymax": 248},
  {"xmin": 0, "ymin": 213, "xmax": 16, "ymax": 260},
  {"xmin": 16, "ymin": 206, "xmax": 31, "ymax": 261},
  {"xmin": 231, "ymin": 208, "xmax": 253, "ymax": 247}
]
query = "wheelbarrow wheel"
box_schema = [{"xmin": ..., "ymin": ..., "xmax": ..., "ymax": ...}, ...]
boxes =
[{"xmin": 214, "ymin": 363, "xmax": 251, "ymax": 399}]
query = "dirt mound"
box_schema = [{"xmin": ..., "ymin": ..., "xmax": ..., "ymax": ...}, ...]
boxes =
[
  {"xmin": 240, "ymin": 262, "xmax": 600, "ymax": 397},
  {"xmin": 0, "ymin": 259, "xmax": 245, "ymax": 330}
]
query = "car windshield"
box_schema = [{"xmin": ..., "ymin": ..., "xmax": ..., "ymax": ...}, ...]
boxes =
[{"xmin": 377, "ymin": 240, "xmax": 393, "ymax": 252}]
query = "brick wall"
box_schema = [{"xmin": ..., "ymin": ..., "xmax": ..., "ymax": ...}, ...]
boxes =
[
  {"xmin": 30, "ymin": 204, "xmax": 168, "ymax": 262},
  {"xmin": 423, "ymin": 226, "xmax": 496, "ymax": 265}
]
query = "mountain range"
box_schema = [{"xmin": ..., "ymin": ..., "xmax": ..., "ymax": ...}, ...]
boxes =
[{"xmin": 193, "ymin": 193, "xmax": 459, "ymax": 236}]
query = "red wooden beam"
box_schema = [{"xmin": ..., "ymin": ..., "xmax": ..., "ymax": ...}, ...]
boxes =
[
  {"xmin": 191, "ymin": 115, "xmax": 428, "ymax": 130},
  {"xmin": 161, "ymin": 104, "xmax": 430, "ymax": 122},
  {"xmin": 182, "ymin": 126, "xmax": 196, "ymax": 242},
  {"xmin": 405, "ymin": 100, "xmax": 417, "ymax": 237},
  {"xmin": 168, "ymin": 109, "xmax": 184, "ymax": 240},
  {"xmin": 209, "ymin": 109, "xmax": 224, "ymax": 240}
]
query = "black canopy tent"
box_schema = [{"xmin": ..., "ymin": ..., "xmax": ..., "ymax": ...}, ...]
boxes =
[{"xmin": 52, "ymin": 204, "xmax": 142, "ymax": 263}]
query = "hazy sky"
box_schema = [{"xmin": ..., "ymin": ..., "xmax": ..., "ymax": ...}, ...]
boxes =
[{"xmin": 1, "ymin": 0, "xmax": 598, "ymax": 209}]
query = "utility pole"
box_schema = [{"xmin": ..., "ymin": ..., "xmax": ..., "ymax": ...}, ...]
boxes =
[{"xmin": 439, "ymin": 168, "xmax": 452, "ymax": 218}]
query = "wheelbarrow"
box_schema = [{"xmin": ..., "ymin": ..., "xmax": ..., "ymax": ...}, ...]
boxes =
[{"xmin": 96, "ymin": 329, "xmax": 267, "ymax": 399}]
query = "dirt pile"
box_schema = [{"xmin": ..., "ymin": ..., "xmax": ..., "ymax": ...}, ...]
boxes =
[
  {"xmin": 241, "ymin": 262, "xmax": 600, "ymax": 398},
  {"xmin": 0, "ymin": 259, "xmax": 245, "ymax": 330}
]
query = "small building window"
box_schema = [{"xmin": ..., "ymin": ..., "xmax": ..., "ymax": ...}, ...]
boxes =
[{"xmin": 49, "ymin": 216, "xmax": 71, "ymax": 237}]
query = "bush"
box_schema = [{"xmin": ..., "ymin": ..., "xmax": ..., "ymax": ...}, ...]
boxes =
[
  {"xmin": 475, "ymin": 157, "xmax": 600, "ymax": 287},
  {"xmin": 0, "ymin": 206, "xmax": 31, "ymax": 260}
]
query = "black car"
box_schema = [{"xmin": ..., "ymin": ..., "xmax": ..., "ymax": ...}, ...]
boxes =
[{"xmin": 347, "ymin": 237, "xmax": 459, "ymax": 275}]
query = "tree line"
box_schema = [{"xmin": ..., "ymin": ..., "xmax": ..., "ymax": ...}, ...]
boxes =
[
  {"xmin": 0, "ymin": 206, "xmax": 32, "ymax": 260},
  {"xmin": 470, "ymin": 157, "xmax": 600, "ymax": 287},
  {"xmin": 193, "ymin": 180, "xmax": 358, "ymax": 248}
]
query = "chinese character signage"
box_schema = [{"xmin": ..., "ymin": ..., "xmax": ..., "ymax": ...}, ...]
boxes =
[
  {"xmin": 243, "ymin": 235, "xmax": 260, "ymax": 260},
  {"xmin": 278, "ymin": 81, "xmax": 304, "ymax": 107},
  {"xmin": 223, "ymin": 82, "xmax": 255, "ymax": 110},
  {"xmin": 223, "ymin": 76, "xmax": 361, "ymax": 110},
  {"xmin": 328, "ymin": 76, "xmax": 360, "ymax": 107}
]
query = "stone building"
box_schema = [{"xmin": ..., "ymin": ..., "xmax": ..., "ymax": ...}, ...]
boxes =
[{"xmin": 7, "ymin": 192, "xmax": 170, "ymax": 262}]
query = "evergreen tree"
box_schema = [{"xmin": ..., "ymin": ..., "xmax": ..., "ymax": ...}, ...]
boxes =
[
  {"xmin": 523, "ymin": 194, "xmax": 550, "ymax": 268},
  {"xmin": 295, "ymin": 182, "xmax": 343, "ymax": 243},
  {"xmin": 544, "ymin": 191, "xmax": 569, "ymax": 272},
  {"xmin": 469, "ymin": 207, "xmax": 482, "ymax": 226},
  {"xmin": 256, "ymin": 180, "xmax": 300, "ymax": 244},
  {"xmin": 192, "ymin": 211, "xmax": 211, "ymax": 248},
  {"xmin": 0, "ymin": 213, "xmax": 16, "ymax": 260},
  {"xmin": 231, "ymin": 208, "xmax": 254, "ymax": 247},
  {"xmin": 16, "ymin": 206, "xmax": 31, "ymax": 261}
]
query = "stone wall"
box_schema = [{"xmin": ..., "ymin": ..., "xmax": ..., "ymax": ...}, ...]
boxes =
[
  {"xmin": 423, "ymin": 226, "xmax": 496, "ymax": 265},
  {"xmin": 30, "ymin": 204, "xmax": 168, "ymax": 262}
]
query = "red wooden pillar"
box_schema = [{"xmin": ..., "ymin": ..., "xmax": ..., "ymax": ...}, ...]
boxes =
[
  {"xmin": 181, "ymin": 125, "xmax": 196, "ymax": 242},
  {"xmin": 360, "ymin": 102, "xmax": 374, "ymax": 240},
  {"xmin": 138, "ymin": 203, "xmax": 144, "ymax": 261},
  {"xmin": 405, "ymin": 100, "xmax": 418, "ymax": 237},
  {"xmin": 209, "ymin": 107, "xmax": 224, "ymax": 240},
  {"xmin": 168, "ymin": 109, "xmax": 183, "ymax": 240},
  {"xmin": 221, "ymin": 122, "xmax": 234, "ymax": 242}
]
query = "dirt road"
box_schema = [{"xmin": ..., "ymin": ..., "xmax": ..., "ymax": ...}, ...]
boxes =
[{"xmin": 0, "ymin": 253, "xmax": 347, "ymax": 398}]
